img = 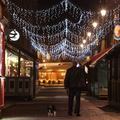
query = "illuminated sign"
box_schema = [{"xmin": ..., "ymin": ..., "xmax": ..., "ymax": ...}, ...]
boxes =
[
  {"xmin": 9, "ymin": 29, "xmax": 20, "ymax": 41},
  {"xmin": 114, "ymin": 24, "xmax": 120, "ymax": 40}
]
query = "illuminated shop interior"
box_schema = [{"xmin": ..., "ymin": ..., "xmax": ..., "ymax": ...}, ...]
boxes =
[
  {"xmin": 5, "ymin": 48, "xmax": 34, "ymax": 77},
  {"xmin": 38, "ymin": 62, "xmax": 71, "ymax": 85}
]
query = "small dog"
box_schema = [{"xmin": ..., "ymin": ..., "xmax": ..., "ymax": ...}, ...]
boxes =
[{"xmin": 47, "ymin": 104, "xmax": 56, "ymax": 117}]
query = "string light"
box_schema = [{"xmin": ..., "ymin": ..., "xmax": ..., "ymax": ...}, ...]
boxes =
[
  {"xmin": 5, "ymin": 0, "xmax": 120, "ymax": 60},
  {"xmin": 5, "ymin": 0, "xmax": 95, "ymax": 24}
]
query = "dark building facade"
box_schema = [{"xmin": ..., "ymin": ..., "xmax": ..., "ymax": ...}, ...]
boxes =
[{"xmin": 106, "ymin": 43, "xmax": 120, "ymax": 109}]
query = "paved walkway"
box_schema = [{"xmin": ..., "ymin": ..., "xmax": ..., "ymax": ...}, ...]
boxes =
[{"xmin": 1, "ymin": 86, "xmax": 120, "ymax": 120}]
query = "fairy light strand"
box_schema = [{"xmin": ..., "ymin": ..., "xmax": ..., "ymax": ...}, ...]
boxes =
[{"xmin": 5, "ymin": 0, "xmax": 120, "ymax": 60}]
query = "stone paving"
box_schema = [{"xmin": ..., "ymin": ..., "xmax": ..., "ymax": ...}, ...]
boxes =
[{"xmin": 1, "ymin": 86, "xmax": 120, "ymax": 120}]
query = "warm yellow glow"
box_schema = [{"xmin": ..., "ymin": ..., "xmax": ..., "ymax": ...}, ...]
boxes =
[
  {"xmin": 43, "ymin": 60, "xmax": 46, "ymax": 62},
  {"xmin": 44, "ymin": 64, "xmax": 46, "ymax": 67},
  {"xmin": 92, "ymin": 22, "xmax": 98, "ymax": 28},
  {"xmin": 61, "ymin": 73, "xmax": 65, "ymax": 76},
  {"xmin": 8, "ymin": 57, "xmax": 18, "ymax": 62},
  {"xmin": 40, "ymin": 80, "xmax": 43, "ymax": 82},
  {"xmin": 80, "ymin": 44, "xmax": 83, "ymax": 48},
  {"xmin": 101, "ymin": 9, "xmax": 106, "ymax": 16},
  {"xmin": 86, "ymin": 56, "xmax": 90, "ymax": 61},
  {"xmin": 58, "ymin": 70, "xmax": 65, "ymax": 72},
  {"xmin": 83, "ymin": 39, "xmax": 86, "ymax": 44},
  {"xmin": 20, "ymin": 58, "xmax": 24, "ymax": 61},
  {"xmin": 87, "ymin": 32, "xmax": 91, "ymax": 37}
]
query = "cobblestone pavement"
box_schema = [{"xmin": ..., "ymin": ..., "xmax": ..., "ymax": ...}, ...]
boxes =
[{"xmin": 1, "ymin": 86, "xmax": 120, "ymax": 120}]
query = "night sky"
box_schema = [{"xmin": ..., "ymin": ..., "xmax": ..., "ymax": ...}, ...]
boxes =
[
  {"xmin": 12, "ymin": 0, "xmax": 120, "ymax": 12},
  {"xmin": 37, "ymin": 0, "xmax": 120, "ymax": 11},
  {"xmin": 10, "ymin": 0, "xmax": 120, "ymax": 25}
]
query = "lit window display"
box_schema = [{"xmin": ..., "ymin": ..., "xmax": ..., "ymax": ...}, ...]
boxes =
[
  {"xmin": 39, "ymin": 71, "xmax": 65, "ymax": 85},
  {"xmin": 5, "ymin": 50, "xmax": 18, "ymax": 77},
  {"xmin": 20, "ymin": 51, "xmax": 33, "ymax": 77},
  {"xmin": 20, "ymin": 57, "xmax": 33, "ymax": 77},
  {"xmin": 5, "ymin": 49, "xmax": 34, "ymax": 77}
]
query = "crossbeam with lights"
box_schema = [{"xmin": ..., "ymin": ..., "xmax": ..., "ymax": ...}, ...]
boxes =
[{"xmin": 5, "ymin": 0, "xmax": 120, "ymax": 60}]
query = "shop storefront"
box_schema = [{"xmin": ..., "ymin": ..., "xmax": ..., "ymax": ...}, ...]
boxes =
[
  {"xmin": 38, "ymin": 62, "xmax": 71, "ymax": 86},
  {"xmin": 39, "ymin": 71, "xmax": 65, "ymax": 85},
  {"xmin": 4, "ymin": 43, "xmax": 37, "ymax": 100},
  {"xmin": 106, "ymin": 43, "xmax": 120, "ymax": 109},
  {"xmin": 5, "ymin": 45, "xmax": 34, "ymax": 77},
  {"xmin": 86, "ymin": 46, "xmax": 113, "ymax": 98}
]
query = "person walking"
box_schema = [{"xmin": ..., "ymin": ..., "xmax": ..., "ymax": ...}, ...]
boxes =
[{"xmin": 64, "ymin": 61, "xmax": 86, "ymax": 116}]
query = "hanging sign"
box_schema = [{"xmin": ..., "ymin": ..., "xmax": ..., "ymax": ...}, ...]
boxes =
[
  {"xmin": 114, "ymin": 24, "xmax": 120, "ymax": 40},
  {"xmin": 9, "ymin": 29, "xmax": 20, "ymax": 41}
]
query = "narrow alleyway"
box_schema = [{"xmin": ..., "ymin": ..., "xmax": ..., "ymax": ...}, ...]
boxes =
[{"xmin": 1, "ymin": 86, "xmax": 120, "ymax": 120}]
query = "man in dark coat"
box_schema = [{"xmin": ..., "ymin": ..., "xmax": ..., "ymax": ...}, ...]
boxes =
[{"xmin": 64, "ymin": 61, "xmax": 86, "ymax": 116}]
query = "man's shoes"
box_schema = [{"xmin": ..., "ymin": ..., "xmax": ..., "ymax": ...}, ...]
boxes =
[{"xmin": 76, "ymin": 114, "xmax": 81, "ymax": 116}]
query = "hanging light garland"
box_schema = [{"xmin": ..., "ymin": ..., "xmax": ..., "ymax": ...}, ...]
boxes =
[
  {"xmin": 5, "ymin": 0, "xmax": 95, "ymax": 24},
  {"xmin": 5, "ymin": 0, "xmax": 120, "ymax": 60}
]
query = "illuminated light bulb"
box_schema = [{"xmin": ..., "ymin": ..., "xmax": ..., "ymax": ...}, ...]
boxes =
[
  {"xmin": 83, "ymin": 39, "xmax": 86, "ymax": 44},
  {"xmin": 87, "ymin": 32, "xmax": 91, "ymax": 37},
  {"xmin": 101, "ymin": 9, "xmax": 106, "ymax": 16},
  {"xmin": 80, "ymin": 44, "xmax": 83, "ymax": 48},
  {"xmin": 20, "ymin": 58, "xmax": 24, "ymax": 61},
  {"xmin": 44, "ymin": 64, "xmax": 46, "ymax": 67},
  {"xmin": 92, "ymin": 22, "xmax": 98, "ymax": 28},
  {"xmin": 43, "ymin": 60, "xmax": 46, "ymax": 62}
]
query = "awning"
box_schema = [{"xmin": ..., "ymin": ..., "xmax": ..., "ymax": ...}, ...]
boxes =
[{"xmin": 88, "ymin": 46, "xmax": 113, "ymax": 67}]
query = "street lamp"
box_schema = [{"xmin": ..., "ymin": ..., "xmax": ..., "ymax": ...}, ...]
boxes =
[
  {"xmin": 87, "ymin": 32, "xmax": 91, "ymax": 37},
  {"xmin": 83, "ymin": 39, "xmax": 86, "ymax": 44},
  {"xmin": 101, "ymin": 9, "xmax": 107, "ymax": 17},
  {"xmin": 80, "ymin": 44, "xmax": 83, "ymax": 48},
  {"xmin": 92, "ymin": 22, "xmax": 98, "ymax": 28}
]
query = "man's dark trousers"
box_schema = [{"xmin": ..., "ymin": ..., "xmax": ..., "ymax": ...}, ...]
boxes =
[{"xmin": 68, "ymin": 88, "xmax": 81, "ymax": 114}]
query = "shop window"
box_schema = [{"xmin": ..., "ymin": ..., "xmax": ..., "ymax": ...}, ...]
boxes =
[
  {"xmin": 20, "ymin": 58, "xmax": 33, "ymax": 77},
  {"xmin": 5, "ymin": 50, "xmax": 18, "ymax": 77},
  {"xmin": 20, "ymin": 51, "xmax": 33, "ymax": 77},
  {"xmin": 5, "ymin": 48, "xmax": 33, "ymax": 77},
  {"xmin": 39, "ymin": 71, "xmax": 65, "ymax": 84}
]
